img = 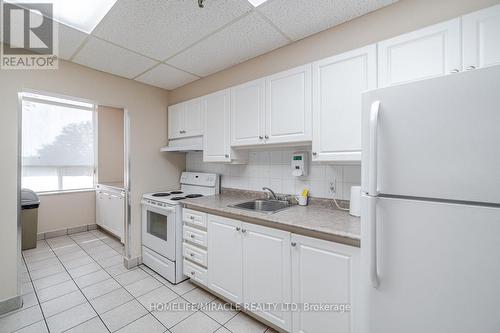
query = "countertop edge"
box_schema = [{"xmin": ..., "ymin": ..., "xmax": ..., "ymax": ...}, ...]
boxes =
[
  {"xmin": 183, "ymin": 203, "xmax": 360, "ymax": 248},
  {"xmin": 97, "ymin": 183, "xmax": 126, "ymax": 191}
]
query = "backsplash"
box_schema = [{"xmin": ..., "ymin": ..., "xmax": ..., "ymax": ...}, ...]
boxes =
[{"xmin": 186, "ymin": 149, "xmax": 361, "ymax": 200}]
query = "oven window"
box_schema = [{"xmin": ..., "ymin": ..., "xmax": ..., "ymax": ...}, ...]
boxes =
[{"xmin": 147, "ymin": 211, "xmax": 168, "ymax": 241}]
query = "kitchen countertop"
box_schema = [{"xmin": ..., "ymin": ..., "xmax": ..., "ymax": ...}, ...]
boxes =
[
  {"xmin": 97, "ymin": 182, "xmax": 125, "ymax": 191},
  {"xmin": 182, "ymin": 192, "xmax": 360, "ymax": 247}
]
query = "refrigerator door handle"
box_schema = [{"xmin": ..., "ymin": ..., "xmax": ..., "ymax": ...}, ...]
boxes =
[
  {"xmin": 369, "ymin": 101, "xmax": 380, "ymax": 196},
  {"xmin": 368, "ymin": 196, "xmax": 380, "ymax": 288}
]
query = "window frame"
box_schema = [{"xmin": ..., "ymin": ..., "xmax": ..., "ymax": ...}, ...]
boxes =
[{"xmin": 21, "ymin": 92, "xmax": 98, "ymax": 194}]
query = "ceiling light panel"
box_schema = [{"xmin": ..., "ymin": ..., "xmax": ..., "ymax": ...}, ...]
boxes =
[
  {"xmin": 5, "ymin": 0, "xmax": 118, "ymax": 33},
  {"xmin": 248, "ymin": 0, "xmax": 270, "ymax": 7}
]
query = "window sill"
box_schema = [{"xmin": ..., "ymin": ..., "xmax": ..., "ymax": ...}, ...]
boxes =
[{"xmin": 37, "ymin": 189, "xmax": 96, "ymax": 196}]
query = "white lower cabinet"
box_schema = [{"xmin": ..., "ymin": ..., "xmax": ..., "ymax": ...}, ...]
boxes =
[
  {"xmin": 208, "ymin": 214, "xmax": 291, "ymax": 330},
  {"xmin": 96, "ymin": 186, "xmax": 125, "ymax": 242},
  {"xmin": 205, "ymin": 213, "xmax": 359, "ymax": 333},
  {"xmin": 207, "ymin": 215, "xmax": 243, "ymax": 304},
  {"xmin": 183, "ymin": 209, "xmax": 209, "ymax": 287},
  {"xmin": 242, "ymin": 223, "xmax": 292, "ymax": 331},
  {"xmin": 291, "ymin": 234, "xmax": 359, "ymax": 333}
]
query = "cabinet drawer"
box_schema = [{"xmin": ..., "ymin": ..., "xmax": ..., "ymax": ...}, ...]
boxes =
[
  {"xmin": 183, "ymin": 209, "xmax": 207, "ymax": 229},
  {"xmin": 183, "ymin": 226, "xmax": 208, "ymax": 248},
  {"xmin": 184, "ymin": 259, "xmax": 207, "ymax": 286},
  {"xmin": 142, "ymin": 246, "xmax": 176, "ymax": 282},
  {"xmin": 183, "ymin": 242, "xmax": 208, "ymax": 267}
]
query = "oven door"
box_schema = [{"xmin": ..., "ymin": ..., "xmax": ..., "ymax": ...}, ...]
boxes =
[{"xmin": 141, "ymin": 203, "xmax": 176, "ymax": 261}]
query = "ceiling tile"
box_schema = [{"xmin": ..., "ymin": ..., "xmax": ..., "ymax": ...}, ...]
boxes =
[
  {"xmin": 259, "ymin": 0, "xmax": 398, "ymax": 41},
  {"xmin": 135, "ymin": 64, "xmax": 199, "ymax": 90},
  {"xmin": 92, "ymin": 0, "xmax": 253, "ymax": 61},
  {"xmin": 167, "ymin": 12, "xmax": 289, "ymax": 77},
  {"xmin": 73, "ymin": 37, "xmax": 157, "ymax": 79},
  {"xmin": 57, "ymin": 23, "xmax": 89, "ymax": 60}
]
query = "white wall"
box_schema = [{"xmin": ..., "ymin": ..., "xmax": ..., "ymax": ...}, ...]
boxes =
[
  {"xmin": 38, "ymin": 191, "xmax": 96, "ymax": 233},
  {"xmin": 187, "ymin": 150, "xmax": 361, "ymax": 200},
  {"xmin": 0, "ymin": 59, "xmax": 183, "ymax": 305},
  {"xmin": 98, "ymin": 105, "xmax": 125, "ymax": 184}
]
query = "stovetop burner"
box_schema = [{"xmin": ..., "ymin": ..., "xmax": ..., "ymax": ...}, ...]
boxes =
[
  {"xmin": 170, "ymin": 191, "xmax": 183, "ymax": 194},
  {"xmin": 152, "ymin": 193, "xmax": 170, "ymax": 197},
  {"xmin": 170, "ymin": 197, "xmax": 186, "ymax": 201},
  {"xmin": 185, "ymin": 194, "xmax": 203, "ymax": 198}
]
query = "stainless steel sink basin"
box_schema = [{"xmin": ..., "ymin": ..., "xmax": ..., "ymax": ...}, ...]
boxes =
[{"xmin": 230, "ymin": 199, "xmax": 292, "ymax": 214}]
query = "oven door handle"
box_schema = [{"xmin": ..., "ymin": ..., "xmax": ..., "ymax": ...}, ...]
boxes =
[{"xmin": 142, "ymin": 200, "xmax": 176, "ymax": 214}]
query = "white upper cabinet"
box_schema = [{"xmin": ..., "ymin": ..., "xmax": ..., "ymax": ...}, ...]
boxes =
[
  {"xmin": 168, "ymin": 103, "xmax": 185, "ymax": 140},
  {"xmin": 183, "ymin": 98, "xmax": 203, "ymax": 137},
  {"xmin": 462, "ymin": 4, "xmax": 500, "ymax": 70},
  {"xmin": 312, "ymin": 45, "xmax": 377, "ymax": 163},
  {"xmin": 231, "ymin": 78, "xmax": 266, "ymax": 147},
  {"xmin": 265, "ymin": 64, "xmax": 312, "ymax": 144},
  {"xmin": 203, "ymin": 89, "xmax": 231, "ymax": 162},
  {"xmin": 291, "ymin": 234, "xmax": 359, "ymax": 333},
  {"xmin": 378, "ymin": 18, "xmax": 461, "ymax": 88},
  {"xmin": 168, "ymin": 98, "xmax": 203, "ymax": 139}
]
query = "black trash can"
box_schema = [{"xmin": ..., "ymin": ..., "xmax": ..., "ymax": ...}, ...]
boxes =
[{"xmin": 21, "ymin": 189, "xmax": 40, "ymax": 250}]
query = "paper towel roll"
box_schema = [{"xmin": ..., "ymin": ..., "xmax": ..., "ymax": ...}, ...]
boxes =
[{"xmin": 349, "ymin": 186, "xmax": 361, "ymax": 217}]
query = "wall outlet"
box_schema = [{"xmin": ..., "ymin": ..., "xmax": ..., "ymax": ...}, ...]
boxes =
[{"xmin": 329, "ymin": 181, "xmax": 336, "ymax": 194}]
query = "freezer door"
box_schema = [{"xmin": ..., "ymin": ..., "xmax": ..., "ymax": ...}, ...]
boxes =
[
  {"xmin": 360, "ymin": 196, "xmax": 500, "ymax": 333},
  {"xmin": 361, "ymin": 66, "xmax": 500, "ymax": 204}
]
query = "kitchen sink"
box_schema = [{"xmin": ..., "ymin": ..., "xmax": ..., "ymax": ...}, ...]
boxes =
[{"xmin": 230, "ymin": 199, "xmax": 292, "ymax": 214}]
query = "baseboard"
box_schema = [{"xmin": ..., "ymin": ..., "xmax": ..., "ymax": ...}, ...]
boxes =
[
  {"xmin": 0, "ymin": 295, "xmax": 22, "ymax": 316},
  {"xmin": 124, "ymin": 256, "xmax": 140, "ymax": 269},
  {"xmin": 37, "ymin": 224, "xmax": 98, "ymax": 240}
]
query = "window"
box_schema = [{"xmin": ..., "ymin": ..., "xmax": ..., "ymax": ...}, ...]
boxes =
[{"xmin": 21, "ymin": 93, "xmax": 96, "ymax": 193}]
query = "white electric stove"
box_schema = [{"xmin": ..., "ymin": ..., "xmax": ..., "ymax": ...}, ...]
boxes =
[{"xmin": 141, "ymin": 172, "xmax": 219, "ymax": 284}]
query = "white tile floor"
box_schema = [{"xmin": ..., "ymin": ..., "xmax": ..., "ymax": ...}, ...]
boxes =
[{"xmin": 0, "ymin": 230, "xmax": 278, "ymax": 333}]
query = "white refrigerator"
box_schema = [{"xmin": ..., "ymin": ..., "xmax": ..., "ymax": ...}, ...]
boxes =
[{"xmin": 360, "ymin": 66, "xmax": 500, "ymax": 333}]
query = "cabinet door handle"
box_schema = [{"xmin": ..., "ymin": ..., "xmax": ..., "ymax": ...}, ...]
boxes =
[
  {"xmin": 190, "ymin": 234, "xmax": 195, "ymax": 238},
  {"xmin": 259, "ymin": 136, "xmax": 263, "ymax": 140},
  {"xmin": 241, "ymin": 229, "xmax": 247, "ymax": 234},
  {"xmin": 190, "ymin": 253, "xmax": 195, "ymax": 257},
  {"xmin": 225, "ymin": 154, "xmax": 229, "ymax": 158},
  {"xmin": 264, "ymin": 135, "xmax": 269, "ymax": 139},
  {"xmin": 466, "ymin": 66, "xmax": 476, "ymax": 71},
  {"xmin": 312, "ymin": 152, "xmax": 317, "ymax": 156},
  {"xmin": 236, "ymin": 227, "xmax": 241, "ymax": 231},
  {"xmin": 191, "ymin": 271, "xmax": 195, "ymax": 275},
  {"xmin": 450, "ymin": 69, "xmax": 460, "ymax": 73},
  {"xmin": 190, "ymin": 216, "xmax": 194, "ymax": 220},
  {"xmin": 291, "ymin": 242, "xmax": 297, "ymax": 247}
]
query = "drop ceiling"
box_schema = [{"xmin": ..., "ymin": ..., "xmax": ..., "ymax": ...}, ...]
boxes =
[{"xmin": 50, "ymin": 0, "xmax": 398, "ymax": 90}]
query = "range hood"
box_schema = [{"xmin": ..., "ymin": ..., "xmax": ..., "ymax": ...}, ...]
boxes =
[{"xmin": 160, "ymin": 136, "xmax": 203, "ymax": 152}]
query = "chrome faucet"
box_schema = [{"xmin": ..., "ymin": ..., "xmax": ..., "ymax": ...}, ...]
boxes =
[{"xmin": 262, "ymin": 187, "xmax": 278, "ymax": 200}]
